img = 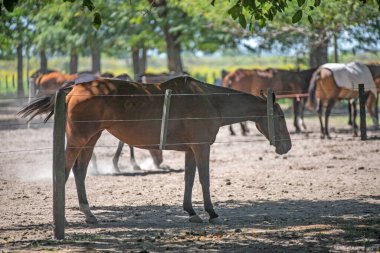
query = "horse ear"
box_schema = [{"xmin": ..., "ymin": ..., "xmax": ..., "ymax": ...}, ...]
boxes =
[{"xmin": 260, "ymin": 90, "xmax": 266, "ymax": 100}]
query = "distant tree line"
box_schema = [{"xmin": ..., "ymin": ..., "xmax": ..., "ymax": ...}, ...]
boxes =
[{"xmin": 0, "ymin": 0, "xmax": 379, "ymax": 96}]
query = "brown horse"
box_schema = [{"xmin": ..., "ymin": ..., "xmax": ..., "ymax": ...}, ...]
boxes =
[
  {"xmin": 19, "ymin": 76, "xmax": 291, "ymax": 224},
  {"xmin": 307, "ymin": 63, "xmax": 380, "ymax": 139},
  {"xmin": 223, "ymin": 67, "xmax": 316, "ymax": 135},
  {"xmin": 34, "ymin": 71, "xmax": 78, "ymax": 96}
]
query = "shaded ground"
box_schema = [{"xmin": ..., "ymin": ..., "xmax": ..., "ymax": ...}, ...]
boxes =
[{"xmin": 0, "ymin": 99, "xmax": 379, "ymax": 252}]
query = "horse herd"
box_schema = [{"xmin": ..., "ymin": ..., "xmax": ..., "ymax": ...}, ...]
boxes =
[{"xmin": 18, "ymin": 62, "xmax": 379, "ymax": 225}]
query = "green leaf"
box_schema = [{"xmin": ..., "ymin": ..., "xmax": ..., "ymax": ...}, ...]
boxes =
[
  {"xmin": 297, "ymin": 0, "xmax": 305, "ymax": 7},
  {"xmin": 292, "ymin": 9, "xmax": 303, "ymax": 23},
  {"xmin": 258, "ymin": 18, "xmax": 266, "ymax": 27},
  {"xmin": 93, "ymin": 12, "xmax": 101, "ymax": 29},
  {"xmin": 307, "ymin": 15, "xmax": 313, "ymax": 24},
  {"xmin": 238, "ymin": 14, "xmax": 247, "ymax": 28},
  {"xmin": 211, "ymin": 0, "xmax": 215, "ymax": 6},
  {"xmin": 314, "ymin": 0, "xmax": 321, "ymax": 7},
  {"xmin": 227, "ymin": 4, "xmax": 242, "ymax": 20}
]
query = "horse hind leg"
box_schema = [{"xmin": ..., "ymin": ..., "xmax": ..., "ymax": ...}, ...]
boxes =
[
  {"xmin": 293, "ymin": 98, "xmax": 301, "ymax": 133},
  {"xmin": 325, "ymin": 99, "xmax": 336, "ymax": 139},
  {"xmin": 350, "ymin": 100, "xmax": 358, "ymax": 137},
  {"xmin": 72, "ymin": 132, "xmax": 102, "ymax": 224},
  {"xmin": 191, "ymin": 144, "xmax": 221, "ymax": 224},
  {"xmin": 317, "ymin": 100, "xmax": 325, "ymax": 139},
  {"xmin": 183, "ymin": 150, "xmax": 202, "ymax": 223}
]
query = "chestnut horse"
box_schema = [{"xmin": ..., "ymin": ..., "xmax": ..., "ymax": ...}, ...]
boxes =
[
  {"xmin": 34, "ymin": 71, "xmax": 78, "ymax": 96},
  {"xmin": 19, "ymin": 76, "xmax": 291, "ymax": 224},
  {"xmin": 223, "ymin": 67, "xmax": 316, "ymax": 135},
  {"xmin": 307, "ymin": 63, "xmax": 380, "ymax": 139}
]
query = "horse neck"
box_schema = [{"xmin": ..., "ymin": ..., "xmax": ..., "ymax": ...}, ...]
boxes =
[{"xmin": 212, "ymin": 92, "xmax": 267, "ymax": 126}]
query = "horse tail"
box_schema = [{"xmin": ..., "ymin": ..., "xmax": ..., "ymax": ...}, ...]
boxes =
[
  {"xmin": 18, "ymin": 81, "xmax": 75, "ymax": 123},
  {"xmin": 306, "ymin": 70, "xmax": 320, "ymax": 110},
  {"xmin": 17, "ymin": 95, "xmax": 56, "ymax": 123}
]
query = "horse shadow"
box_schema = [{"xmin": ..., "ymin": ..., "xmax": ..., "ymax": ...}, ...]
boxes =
[{"xmin": 5, "ymin": 197, "xmax": 379, "ymax": 252}]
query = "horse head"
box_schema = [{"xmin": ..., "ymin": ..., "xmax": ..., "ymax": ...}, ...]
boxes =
[{"xmin": 255, "ymin": 93, "xmax": 292, "ymax": 155}]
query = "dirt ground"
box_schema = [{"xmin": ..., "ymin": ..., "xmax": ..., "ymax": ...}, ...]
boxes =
[{"xmin": 0, "ymin": 99, "xmax": 379, "ymax": 252}]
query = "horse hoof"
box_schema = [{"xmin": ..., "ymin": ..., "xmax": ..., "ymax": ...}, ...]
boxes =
[
  {"xmin": 85, "ymin": 215, "xmax": 98, "ymax": 224},
  {"xmin": 320, "ymin": 135, "xmax": 325, "ymax": 139},
  {"xmin": 209, "ymin": 217, "xmax": 223, "ymax": 225},
  {"xmin": 189, "ymin": 214, "xmax": 203, "ymax": 223},
  {"xmin": 327, "ymin": 135, "xmax": 332, "ymax": 140},
  {"xmin": 133, "ymin": 165, "xmax": 142, "ymax": 170}
]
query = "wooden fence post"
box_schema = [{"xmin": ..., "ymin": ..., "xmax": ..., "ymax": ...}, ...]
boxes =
[
  {"xmin": 358, "ymin": 84, "xmax": 367, "ymax": 140},
  {"xmin": 159, "ymin": 89, "xmax": 172, "ymax": 150},
  {"xmin": 267, "ymin": 88, "xmax": 275, "ymax": 146},
  {"xmin": 53, "ymin": 90, "xmax": 67, "ymax": 239}
]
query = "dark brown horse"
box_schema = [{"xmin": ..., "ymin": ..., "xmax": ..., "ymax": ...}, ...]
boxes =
[
  {"xmin": 307, "ymin": 63, "xmax": 380, "ymax": 138},
  {"xmin": 19, "ymin": 76, "xmax": 291, "ymax": 224},
  {"xmin": 223, "ymin": 67, "xmax": 316, "ymax": 135}
]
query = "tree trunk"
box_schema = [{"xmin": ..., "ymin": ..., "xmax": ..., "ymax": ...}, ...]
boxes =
[
  {"xmin": 91, "ymin": 45, "xmax": 101, "ymax": 74},
  {"xmin": 132, "ymin": 47, "xmax": 148, "ymax": 80},
  {"xmin": 17, "ymin": 44, "xmax": 24, "ymax": 97},
  {"xmin": 333, "ymin": 34, "xmax": 339, "ymax": 63},
  {"xmin": 309, "ymin": 38, "xmax": 329, "ymax": 68},
  {"xmin": 151, "ymin": 0, "xmax": 183, "ymax": 74},
  {"xmin": 163, "ymin": 28, "xmax": 183, "ymax": 74},
  {"xmin": 40, "ymin": 50, "xmax": 47, "ymax": 73},
  {"xmin": 70, "ymin": 50, "xmax": 79, "ymax": 74}
]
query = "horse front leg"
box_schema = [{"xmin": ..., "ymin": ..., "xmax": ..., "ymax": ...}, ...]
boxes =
[
  {"xmin": 192, "ymin": 144, "xmax": 221, "ymax": 224},
  {"xmin": 183, "ymin": 151, "xmax": 202, "ymax": 223},
  {"xmin": 112, "ymin": 141, "xmax": 124, "ymax": 173},
  {"xmin": 149, "ymin": 150, "xmax": 163, "ymax": 169},
  {"xmin": 72, "ymin": 132, "xmax": 102, "ymax": 224},
  {"xmin": 229, "ymin": 125, "xmax": 236, "ymax": 136},
  {"xmin": 240, "ymin": 122, "xmax": 249, "ymax": 136},
  {"xmin": 325, "ymin": 99, "xmax": 336, "ymax": 139},
  {"xmin": 129, "ymin": 146, "xmax": 141, "ymax": 170}
]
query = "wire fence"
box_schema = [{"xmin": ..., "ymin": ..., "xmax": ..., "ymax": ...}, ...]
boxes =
[{"xmin": 0, "ymin": 87, "xmax": 378, "ymax": 155}]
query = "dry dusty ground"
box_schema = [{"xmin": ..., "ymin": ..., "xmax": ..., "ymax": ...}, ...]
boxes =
[{"xmin": 0, "ymin": 99, "xmax": 379, "ymax": 252}]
